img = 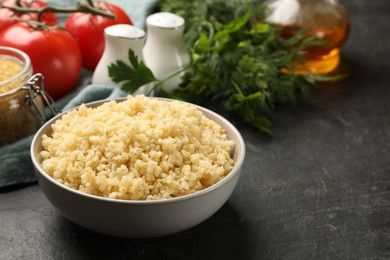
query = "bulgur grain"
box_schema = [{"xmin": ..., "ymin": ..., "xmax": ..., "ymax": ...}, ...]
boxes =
[
  {"xmin": 0, "ymin": 56, "xmax": 24, "ymax": 94},
  {"xmin": 41, "ymin": 95, "xmax": 235, "ymax": 200}
]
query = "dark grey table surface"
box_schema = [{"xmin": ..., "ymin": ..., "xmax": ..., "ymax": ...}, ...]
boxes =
[{"xmin": 1, "ymin": 1, "xmax": 390, "ymax": 259}]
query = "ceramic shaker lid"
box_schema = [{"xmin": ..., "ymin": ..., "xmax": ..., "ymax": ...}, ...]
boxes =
[
  {"xmin": 146, "ymin": 12, "xmax": 185, "ymax": 29},
  {"xmin": 104, "ymin": 24, "xmax": 145, "ymax": 39}
]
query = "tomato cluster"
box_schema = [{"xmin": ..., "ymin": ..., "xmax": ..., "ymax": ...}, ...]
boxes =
[{"xmin": 0, "ymin": 0, "xmax": 132, "ymax": 99}]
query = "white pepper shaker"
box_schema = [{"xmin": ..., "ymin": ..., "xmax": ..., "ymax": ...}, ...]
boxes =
[
  {"xmin": 143, "ymin": 12, "xmax": 190, "ymax": 94},
  {"xmin": 92, "ymin": 24, "xmax": 149, "ymax": 95}
]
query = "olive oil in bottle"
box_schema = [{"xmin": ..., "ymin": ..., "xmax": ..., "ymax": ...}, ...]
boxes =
[{"xmin": 264, "ymin": 0, "xmax": 350, "ymax": 75}]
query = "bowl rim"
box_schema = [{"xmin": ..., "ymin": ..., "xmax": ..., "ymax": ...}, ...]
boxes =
[{"xmin": 31, "ymin": 96, "xmax": 246, "ymax": 205}]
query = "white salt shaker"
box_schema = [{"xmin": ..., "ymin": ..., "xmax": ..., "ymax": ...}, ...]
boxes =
[
  {"xmin": 92, "ymin": 24, "xmax": 149, "ymax": 95},
  {"xmin": 143, "ymin": 12, "xmax": 190, "ymax": 94}
]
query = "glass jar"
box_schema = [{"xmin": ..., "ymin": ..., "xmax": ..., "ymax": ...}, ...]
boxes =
[
  {"xmin": 0, "ymin": 46, "xmax": 54, "ymax": 146},
  {"xmin": 264, "ymin": 0, "xmax": 350, "ymax": 75}
]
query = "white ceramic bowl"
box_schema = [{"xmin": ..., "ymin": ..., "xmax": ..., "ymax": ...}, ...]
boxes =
[{"xmin": 31, "ymin": 97, "xmax": 245, "ymax": 238}]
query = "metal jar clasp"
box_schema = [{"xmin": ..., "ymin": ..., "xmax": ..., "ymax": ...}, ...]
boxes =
[{"xmin": 22, "ymin": 73, "xmax": 58, "ymax": 122}]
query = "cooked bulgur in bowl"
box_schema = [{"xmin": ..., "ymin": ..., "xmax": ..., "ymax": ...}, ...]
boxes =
[
  {"xmin": 40, "ymin": 95, "xmax": 235, "ymax": 200},
  {"xmin": 31, "ymin": 96, "xmax": 245, "ymax": 237}
]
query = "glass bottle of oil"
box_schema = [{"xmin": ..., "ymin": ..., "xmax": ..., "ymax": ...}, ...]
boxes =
[{"xmin": 264, "ymin": 0, "xmax": 350, "ymax": 75}]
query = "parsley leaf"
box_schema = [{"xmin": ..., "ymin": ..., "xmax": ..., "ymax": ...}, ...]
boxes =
[{"xmin": 108, "ymin": 49, "xmax": 156, "ymax": 94}]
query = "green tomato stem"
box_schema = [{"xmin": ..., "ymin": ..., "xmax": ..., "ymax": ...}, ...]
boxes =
[{"xmin": 0, "ymin": 0, "xmax": 115, "ymax": 23}]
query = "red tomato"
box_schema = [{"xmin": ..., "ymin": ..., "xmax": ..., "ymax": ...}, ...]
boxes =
[
  {"xmin": 0, "ymin": 22, "xmax": 82, "ymax": 100},
  {"xmin": 65, "ymin": 2, "xmax": 132, "ymax": 71},
  {"xmin": 0, "ymin": 0, "xmax": 57, "ymax": 32}
]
